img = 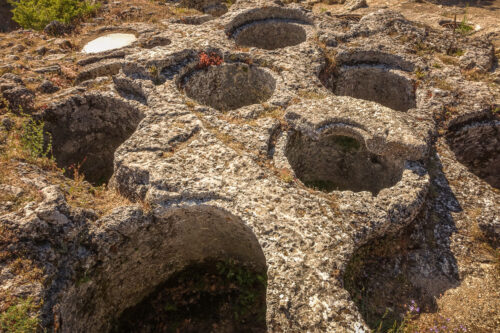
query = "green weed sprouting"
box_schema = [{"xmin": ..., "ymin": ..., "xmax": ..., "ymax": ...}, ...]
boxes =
[
  {"xmin": 148, "ymin": 65, "xmax": 161, "ymax": 85},
  {"xmin": 455, "ymin": 7, "xmax": 474, "ymax": 35},
  {"xmin": 0, "ymin": 297, "xmax": 40, "ymax": 333},
  {"xmin": 20, "ymin": 115, "xmax": 52, "ymax": 159}
]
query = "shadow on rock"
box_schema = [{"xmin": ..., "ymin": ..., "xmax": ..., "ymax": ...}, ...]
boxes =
[{"xmin": 343, "ymin": 152, "xmax": 462, "ymax": 331}]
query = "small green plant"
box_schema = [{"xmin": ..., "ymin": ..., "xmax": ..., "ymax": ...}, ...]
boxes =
[
  {"xmin": 8, "ymin": 0, "xmax": 100, "ymax": 31},
  {"xmin": 456, "ymin": 9, "xmax": 474, "ymax": 35},
  {"xmin": 216, "ymin": 260, "xmax": 267, "ymax": 319},
  {"xmin": 279, "ymin": 168, "xmax": 294, "ymax": 183},
  {"xmin": 0, "ymin": 297, "xmax": 40, "ymax": 333},
  {"xmin": 448, "ymin": 48, "xmax": 464, "ymax": 57},
  {"xmin": 20, "ymin": 115, "xmax": 52, "ymax": 159},
  {"xmin": 147, "ymin": 65, "xmax": 161, "ymax": 85},
  {"xmin": 415, "ymin": 69, "xmax": 426, "ymax": 80}
]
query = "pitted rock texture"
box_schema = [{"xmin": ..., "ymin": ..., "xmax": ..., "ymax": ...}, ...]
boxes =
[
  {"xmin": 39, "ymin": 93, "xmax": 145, "ymax": 184},
  {"xmin": 447, "ymin": 118, "xmax": 500, "ymax": 190},
  {"xmin": 182, "ymin": 63, "xmax": 276, "ymax": 111},
  {"xmin": 1, "ymin": 1, "xmax": 499, "ymax": 332}
]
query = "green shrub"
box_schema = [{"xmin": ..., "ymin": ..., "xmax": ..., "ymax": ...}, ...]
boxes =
[
  {"xmin": 21, "ymin": 116, "xmax": 52, "ymax": 158},
  {"xmin": 0, "ymin": 298, "xmax": 40, "ymax": 333},
  {"xmin": 8, "ymin": 0, "xmax": 100, "ymax": 30}
]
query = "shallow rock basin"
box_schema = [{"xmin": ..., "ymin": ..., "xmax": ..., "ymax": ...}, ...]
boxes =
[{"xmin": 82, "ymin": 33, "xmax": 137, "ymax": 54}]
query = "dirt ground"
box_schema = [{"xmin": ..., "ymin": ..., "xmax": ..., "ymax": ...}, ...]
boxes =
[{"xmin": 313, "ymin": 0, "xmax": 500, "ymax": 48}]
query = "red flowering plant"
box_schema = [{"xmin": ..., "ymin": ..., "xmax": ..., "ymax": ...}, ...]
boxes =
[{"xmin": 197, "ymin": 51, "xmax": 224, "ymax": 69}]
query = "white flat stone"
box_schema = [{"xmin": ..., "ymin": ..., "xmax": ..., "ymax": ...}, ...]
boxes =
[{"xmin": 82, "ymin": 33, "xmax": 137, "ymax": 54}]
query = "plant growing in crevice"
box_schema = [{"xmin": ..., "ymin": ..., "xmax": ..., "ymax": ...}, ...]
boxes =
[
  {"xmin": 20, "ymin": 116, "xmax": 52, "ymax": 159},
  {"xmin": 147, "ymin": 65, "xmax": 161, "ymax": 85},
  {"xmin": 455, "ymin": 9, "xmax": 474, "ymax": 35},
  {"xmin": 197, "ymin": 51, "xmax": 224, "ymax": 69}
]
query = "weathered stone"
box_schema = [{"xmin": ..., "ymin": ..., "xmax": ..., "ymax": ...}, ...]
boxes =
[
  {"xmin": 344, "ymin": 0, "xmax": 367, "ymax": 11},
  {"xmin": 2, "ymin": 86, "xmax": 35, "ymax": 112},
  {"xmin": 0, "ymin": 3, "xmax": 498, "ymax": 333},
  {"xmin": 38, "ymin": 80, "xmax": 60, "ymax": 94},
  {"xmin": 11, "ymin": 44, "xmax": 25, "ymax": 52},
  {"xmin": 44, "ymin": 21, "xmax": 74, "ymax": 36},
  {"xmin": 1, "ymin": 116, "xmax": 13, "ymax": 131},
  {"xmin": 34, "ymin": 65, "xmax": 62, "ymax": 74}
]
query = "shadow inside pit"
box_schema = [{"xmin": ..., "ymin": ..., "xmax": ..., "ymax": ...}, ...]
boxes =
[
  {"xmin": 112, "ymin": 260, "xmax": 267, "ymax": 333},
  {"xmin": 343, "ymin": 152, "xmax": 462, "ymax": 331}
]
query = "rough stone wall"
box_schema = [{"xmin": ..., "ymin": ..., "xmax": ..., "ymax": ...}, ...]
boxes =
[{"xmin": 0, "ymin": 1, "xmax": 498, "ymax": 332}]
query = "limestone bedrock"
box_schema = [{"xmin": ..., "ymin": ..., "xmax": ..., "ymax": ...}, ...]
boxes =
[{"xmin": 2, "ymin": 0, "xmax": 498, "ymax": 332}]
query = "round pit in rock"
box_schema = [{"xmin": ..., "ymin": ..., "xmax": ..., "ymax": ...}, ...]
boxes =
[
  {"xmin": 446, "ymin": 120, "xmax": 500, "ymax": 189},
  {"xmin": 82, "ymin": 33, "xmax": 137, "ymax": 54},
  {"xmin": 183, "ymin": 63, "xmax": 276, "ymax": 111},
  {"xmin": 233, "ymin": 20, "xmax": 307, "ymax": 50},
  {"xmin": 41, "ymin": 94, "xmax": 144, "ymax": 185},
  {"xmin": 320, "ymin": 64, "xmax": 416, "ymax": 112},
  {"xmin": 285, "ymin": 131, "xmax": 404, "ymax": 194},
  {"xmin": 57, "ymin": 206, "xmax": 267, "ymax": 333},
  {"xmin": 113, "ymin": 260, "xmax": 267, "ymax": 333}
]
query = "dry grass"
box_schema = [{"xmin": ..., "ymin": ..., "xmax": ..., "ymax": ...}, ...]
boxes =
[{"xmin": 0, "ymin": 109, "xmax": 137, "ymax": 217}]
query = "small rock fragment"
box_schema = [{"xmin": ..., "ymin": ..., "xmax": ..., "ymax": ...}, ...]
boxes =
[
  {"xmin": 38, "ymin": 80, "xmax": 60, "ymax": 94},
  {"xmin": 344, "ymin": 0, "xmax": 367, "ymax": 11},
  {"xmin": 44, "ymin": 20, "xmax": 74, "ymax": 36}
]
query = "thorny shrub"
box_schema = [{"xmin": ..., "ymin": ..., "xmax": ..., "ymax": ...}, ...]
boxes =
[{"xmin": 197, "ymin": 51, "xmax": 224, "ymax": 69}]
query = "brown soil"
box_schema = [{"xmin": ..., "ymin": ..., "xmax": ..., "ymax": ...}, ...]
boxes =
[{"xmin": 313, "ymin": 0, "xmax": 500, "ymax": 48}]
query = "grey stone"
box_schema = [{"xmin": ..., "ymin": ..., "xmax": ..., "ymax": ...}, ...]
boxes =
[
  {"xmin": 34, "ymin": 65, "xmax": 62, "ymax": 74},
  {"xmin": 38, "ymin": 80, "xmax": 60, "ymax": 94},
  {"xmin": 344, "ymin": 0, "xmax": 367, "ymax": 11},
  {"xmin": 44, "ymin": 21, "xmax": 74, "ymax": 36}
]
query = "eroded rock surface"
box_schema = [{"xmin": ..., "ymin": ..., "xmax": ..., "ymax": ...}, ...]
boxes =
[{"xmin": 1, "ymin": 1, "xmax": 499, "ymax": 332}]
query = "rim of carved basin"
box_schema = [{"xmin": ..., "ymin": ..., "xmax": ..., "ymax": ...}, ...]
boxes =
[
  {"xmin": 56, "ymin": 206, "xmax": 267, "ymax": 332},
  {"xmin": 284, "ymin": 129, "xmax": 405, "ymax": 195},
  {"xmin": 226, "ymin": 7, "xmax": 312, "ymax": 50},
  {"xmin": 182, "ymin": 63, "xmax": 276, "ymax": 111},
  {"xmin": 319, "ymin": 55, "xmax": 417, "ymax": 112},
  {"xmin": 40, "ymin": 93, "xmax": 144, "ymax": 185},
  {"xmin": 446, "ymin": 119, "xmax": 500, "ymax": 189},
  {"xmin": 81, "ymin": 33, "xmax": 137, "ymax": 54},
  {"xmin": 231, "ymin": 20, "xmax": 308, "ymax": 50}
]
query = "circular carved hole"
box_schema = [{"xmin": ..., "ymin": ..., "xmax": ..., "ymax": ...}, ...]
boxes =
[
  {"xmin": 233, "ymin": 20, "xmax": 307, "ymax": 50},
  {"xmin": 320, "ymin": 64, "xmax": 416, "ymax": 112},
  {"xmin": 57, "ymin": 206, "xmax": 267, "ymax": 333},
  {"xmin": 285, "ymin": 131, "xmax": 404, "ymax": 194},
  {"xmin": 183, "ymin": 63, "xmax": 276, "ymax": 111},
  {"xmin": 447, "ymin": 121, "xmax": 500, "ymax": 189},
  {"xmin": 343, "ymin": 220, "xmax": 459, "ymax": 331},
  {"xmin": 42, "ymin": 95, "xmax": 144, "ymax": 185}
]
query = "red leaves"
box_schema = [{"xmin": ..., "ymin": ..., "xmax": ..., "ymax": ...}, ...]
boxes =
[{"xmin": 197, "ymin": 51, "xmax": 223, "ymax": 69}]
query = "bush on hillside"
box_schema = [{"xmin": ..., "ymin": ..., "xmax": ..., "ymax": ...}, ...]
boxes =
[{"xmin": 8, "ymin": 0, "xmax": 100, "ymax": 31}]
